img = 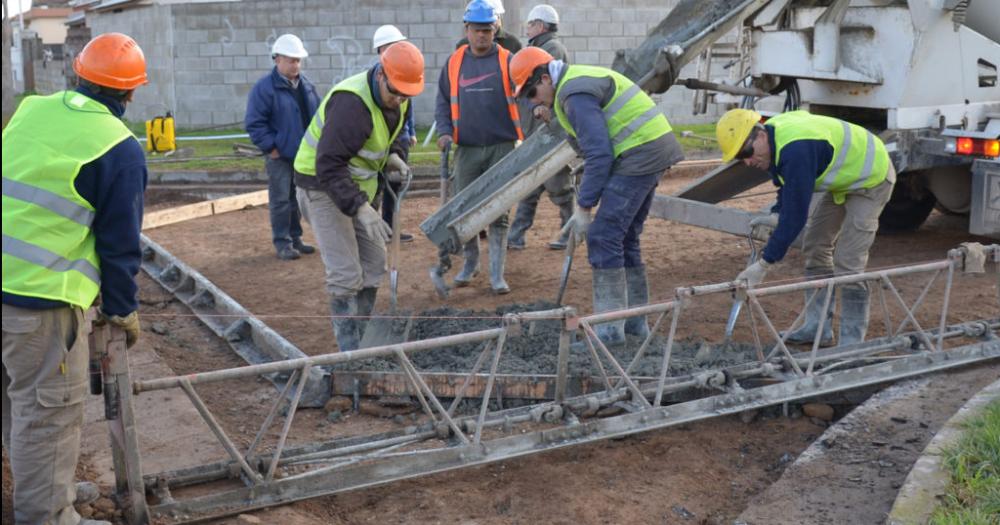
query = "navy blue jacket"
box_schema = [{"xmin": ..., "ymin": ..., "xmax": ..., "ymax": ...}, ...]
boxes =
[
  {"xmin": 245, "ymin": 67, "xmax": 320, "ymax": 160},
  {"xmin": 761, "ymin": 125, "xmax": 834, "ymax": 264},
  {"xmin": 3, "ymin": 87, "xmax": 148, "ymax": 317}
]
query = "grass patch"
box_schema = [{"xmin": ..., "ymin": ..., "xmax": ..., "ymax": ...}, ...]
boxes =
[{"xmin": 930, "ymin": 400, "xmax": 1000, "ymax": 525}]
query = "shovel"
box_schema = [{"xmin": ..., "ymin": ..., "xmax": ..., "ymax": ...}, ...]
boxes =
[
  {"xmin": 723, "ymin": 230, "xmax": 758, "ymax": 344},
  {"xmin": 429, "ymin": 144, "xmax": 453, "ymax": 298},
  {"xmin": 555, "ymin": 234, "xmax": 576, "ymax": 306},
  {"xmin": 360, "ymin": 170, "xmax": 414, "ymax": 348}
]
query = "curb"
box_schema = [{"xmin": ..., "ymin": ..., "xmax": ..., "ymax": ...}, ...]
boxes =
[{"xmin": 886, "ymin": 377, "xmax": 1000, "ymax": 525}]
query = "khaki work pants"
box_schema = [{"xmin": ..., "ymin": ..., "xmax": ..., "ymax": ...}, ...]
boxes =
[
  {"xmin": 297, "ymin": 188, "xmax": 387, "ymax": 298},
  {"xmin": 2, "ymin": 304, "xmax": 89, "ymax": 525},
  {"xmin": 802, "ymin": 165, "xmax": 897, "ymax": 285}
]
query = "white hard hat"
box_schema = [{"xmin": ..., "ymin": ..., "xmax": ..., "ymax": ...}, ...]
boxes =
[
  {"xmin": 526, "ymin": 4, "xmax": 559, "ymax": 24},
  {"xmin": 271, "ymin": 34, "xmax": 308, "ymax": 59},
  {"xmin": 483, "ymin": 0, "xmax": 505, "ymax": 15},
  {"xmin": 372, "ymin": 25, "xmax": 407, "ymax": 51}
]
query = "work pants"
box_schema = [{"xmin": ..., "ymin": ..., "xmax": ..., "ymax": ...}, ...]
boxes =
[
  {"xmin": 586, "ymin": 171, "xmax": 661, "ymax": 269},
  {"xmin": 297, "ymin": 189, "xmax": 386, "ymax": 298},
  {"xmin": 509, "ymin": 167, "xmax": 574, "ymax": 237},
  {"xmin": 2, "ymin": 304, "xmax": 89, "ymax": 525},
  {"xmin": 266, "ymin": 157, "xmax": 304, "ymax": 251},
  {"xmin": 452, "ymin": 142, "xmax": 517, "ymax": 228},
  {"xmin": 803, "ymin": 166, "xmax": 897, "ymax": 286}
]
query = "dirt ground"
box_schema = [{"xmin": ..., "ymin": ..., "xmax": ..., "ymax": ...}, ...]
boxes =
[{"xmin": 3, "ymin": 165, "xmax": 996, "ymax": 524}]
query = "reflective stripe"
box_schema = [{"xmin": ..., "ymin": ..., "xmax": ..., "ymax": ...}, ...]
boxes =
[
  {"xmin": 611, "ymin": 105, "xmax": 662, "ymax": 146},
  {"xmin": 2, "ymin": 178, "xmax": 95, "ymax": 226},
  {"xmin": 357, "ymin": 148, "xmax": 386, "ymax": 161},
  {"xmin": 2, "ymin": 234, "xmax": 100, "ymax": 284},
  {"xmin": 603, "ymin": 83, "xmax": 641, "ymax": 119},
  {"xmin": 849, "ymin": 131, "xmax": 877, "ymax": 190},
  {"xmin": 817, "ymin": 121, "xmax": 852, "ymax": 192},
  {"xmin": 303, "ymin": 130, "xmax": 319, "ymax": 148},
  {"xmin": 349, "ymin": 166, "xmax": 378, "ymax": 179},
  {"xmin": 450, "ymin": 96, "xmax": 459, "ymax": 104}
]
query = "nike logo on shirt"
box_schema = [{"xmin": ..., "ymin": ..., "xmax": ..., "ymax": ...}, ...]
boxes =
[{"xmin": 458, "ymin": 72, "xmax": 497, "ymax": 88}]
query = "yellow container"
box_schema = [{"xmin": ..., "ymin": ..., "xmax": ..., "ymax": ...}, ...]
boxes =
[{"xmin": 145, "ymin": 112, "xmax": 176, "ymax": 153}]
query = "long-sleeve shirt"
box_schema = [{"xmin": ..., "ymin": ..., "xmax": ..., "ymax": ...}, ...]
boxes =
[
  {"xmin": 2, "ymin": 87, "xmax": 148, "ymax": 317},
  {"xmin": 761, "ymin": 125, "xmax": 835, "ymax": 264},
  {"xmin": 294, "ymin": 66, "xmax": 408, "ymax": 216},
  {"xmin": 435, "ymin": 44, "xmax": 520, "ymax": 147}
]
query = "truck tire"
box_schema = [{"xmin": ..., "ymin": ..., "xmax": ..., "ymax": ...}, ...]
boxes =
[{"xmin": 878, "ymin": 177, "xmax": 936, "ymax": 232}]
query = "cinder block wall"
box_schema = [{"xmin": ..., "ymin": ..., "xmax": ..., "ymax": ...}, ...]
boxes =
[{"xmin": 83, "ymin": 0, "xmax": 732, "ymax": 130}]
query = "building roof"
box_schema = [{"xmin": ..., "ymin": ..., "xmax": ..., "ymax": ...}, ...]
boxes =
[{"xmin": 17, "ymin": 7, "xmax": 74, "ymax": 21}]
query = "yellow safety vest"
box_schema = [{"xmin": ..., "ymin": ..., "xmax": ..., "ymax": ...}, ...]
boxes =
[
  {"xmin": 2, "ymin": 91, "xmax": 133, "ymax": 308},
  {"xmin": 294, "ymin": 71, "xmax": 408, "ymax": 202}
]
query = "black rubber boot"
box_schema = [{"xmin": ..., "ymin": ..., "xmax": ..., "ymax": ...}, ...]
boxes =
[
  {"xmin": 507, "ymin": 200, "xmax": 537, "ymax": 250},
  {"xmin": 330, "ymin": 295, "xmax": 360, "ymax": 352}
]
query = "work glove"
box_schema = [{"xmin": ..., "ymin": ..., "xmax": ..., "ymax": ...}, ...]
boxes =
[
  {"xmin": 559, "ymin": 205, "xmax": 592, "ymax": 245},
  {"xmin": 103, "ymin": 311, "xmax": 140, "ymax": 349},
  {"xmin": 437, "ymin": 135, "xmax": 453, "ymax": 152},
  {"xmin": 749, "ymin": 213, "xmax": 778, "ymax": 230},
  {"xmin": 357, "ymin": 202, "xmax": 392, "ymax": 244},
  {"xmin": 737, "ymin": 259, "xmax": 771, "ymax": 288},
  {"xmin": 385, "ymin": 153, "xmax": 411, "ymax": 184}
]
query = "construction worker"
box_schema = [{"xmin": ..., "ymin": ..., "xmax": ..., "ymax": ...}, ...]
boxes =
[
  {"xmin": 456, "ymin": 0, "xmax": 523, "ymax": 53},
  {"xmin": 717, "ymin": 109, "xmax": 896, "ymax": 345},
  {"xmin": 507, "ymin": 3, "xmax": 574, "ymax": 251},
  {"xmin": 245, "ymin": 34, "xmax": 320, "ymax": 260},
  {"xmin": 293, "ymin": 41, "xmax": 424, "ymax": 352},
  {"xmin": 372, "ymin": 24, "xmax": 416, "ymax": 243},
  {"xmin": 510, "ymin": 48, "xmax": 684, "ymax": 343},
  {"xmin": 436, "ymin": 0, "xmax": 525, "ymax": 294},
  {"xmin": 2, "ymin": 32, "xmax": 147, "ymax": 525}
]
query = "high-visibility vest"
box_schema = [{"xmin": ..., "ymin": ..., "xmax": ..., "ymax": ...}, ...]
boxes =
[
  {"xmin": 294, "ymin": 71, "xmax": 408, "ymax": 202},
  {"xmin": 553, "ymin": 65, "xmax": 672, "ymax": 158},
  {"xmin": 2, "ymin": 91, "xmax": 133, "ymax": 308},
  {"xmin": 770, "ymin": 111, "xmax": 890, "ymax": 205},
  {"xmin": 447, "ymin": 44, "xmax": 524, "ymax": 143}
]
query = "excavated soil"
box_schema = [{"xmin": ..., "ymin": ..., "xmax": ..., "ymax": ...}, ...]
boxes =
[{"xmin": 4, "ymin": 164, "xmax": 996, "ymax": 525}]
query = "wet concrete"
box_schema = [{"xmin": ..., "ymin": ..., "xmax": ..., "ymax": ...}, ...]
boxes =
[{"xmin": 339, "ymin": 302, "xmax": 764, "ymax": 378}]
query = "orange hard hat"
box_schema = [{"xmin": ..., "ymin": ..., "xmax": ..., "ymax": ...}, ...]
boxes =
[
  {"xmin": 511, "ymin": 47, "xmax": 553, "ymax": 97},
  {"xmin": 380, "ymin": 41, "xmax": 425, "ymax": 97},
  {"xmin": 73, "ymin": 33, "xmax": 148, "ymax": 90}
]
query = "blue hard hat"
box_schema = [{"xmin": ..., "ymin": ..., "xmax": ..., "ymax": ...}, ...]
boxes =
[{"xmin": 464, "ymin": 0, "xmax": 497, "ymax": 24}]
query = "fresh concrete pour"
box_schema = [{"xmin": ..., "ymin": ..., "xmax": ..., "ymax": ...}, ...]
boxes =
[{"xmin": 337, "ymin": 301, "xmax": 762, "ymax": 377}]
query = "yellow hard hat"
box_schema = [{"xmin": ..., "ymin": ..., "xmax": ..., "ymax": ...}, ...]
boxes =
[{"xmin": 716, "ymin": 109, "xmax": 762, "ymax": 161}]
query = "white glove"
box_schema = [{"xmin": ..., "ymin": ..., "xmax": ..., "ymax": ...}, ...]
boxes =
[
  {"xmin": 559, "ymin": 205, "xmax": 592, "ymax": 245},
  {"xmin": 357, "ymin": 203, "xmax": 392, "ymax": 244},
  {"xmin": 385, "ymin": 153, "xmax": 411, "ymax": 184},
  {"xmin": 737, "ymin": 259, "xmax": 771, "ymax": 288},
  {"xmin": 749, "ymin": 213, "xmax": 779, "ymax": 230}
]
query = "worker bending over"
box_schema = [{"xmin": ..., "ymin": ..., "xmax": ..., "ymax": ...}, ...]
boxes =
[
  {"xmin": 717, "ymin": 109, "xmax": 896, "ymax": 345},
  {"xmin": 3, "ymin": 33, "xmax": 147, "ymax": 524},
  {"xmin": 293, "ymin": 42, "xmax": 424, "ymax": 351},
  {"xmin": 511, "ymin": 48, "xmax": 684, "ymax": 344}
]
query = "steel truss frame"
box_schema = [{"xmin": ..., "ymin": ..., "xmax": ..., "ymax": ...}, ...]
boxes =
[{"xmin": 108, "ymin": 246, "xmax": 998, "ymax": 523}]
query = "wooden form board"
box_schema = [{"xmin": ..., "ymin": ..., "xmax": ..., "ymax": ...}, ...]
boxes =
[{"xmin": 143, "ymin": 189, "xmax": 268, "ymax": 230}]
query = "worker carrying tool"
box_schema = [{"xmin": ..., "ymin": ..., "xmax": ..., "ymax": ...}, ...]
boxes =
[
  {"xmin": 506, "ymin": 3, "xmax": 575, "ymax": 252},
  {"xmin": 717, "ymin": 109, "xmax": 896, "ymax": 346},
  {"xmin": 2, "ymin": 32, "xmax": 147, "ymax": 525},
  {"xmin": 245, "ymin": 33, "xmax": 320, "ymax": 261},
  {"xmin": 293, "ymin": 41, "xmax": 424, "ymax": 352},
  {"xmin": 510, "ymin": 47, "xmax": 685, "ymax": 344},
  {"xmin": 435, "ymin": 0, "xmax": 525, "ymax": 295}
]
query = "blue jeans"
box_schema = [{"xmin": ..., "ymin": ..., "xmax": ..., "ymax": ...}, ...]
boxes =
[
  {"xmin": 586, "ymin": 172, "xmax": 659, "ymax": 269},
  {"xmin": 266, "ymin": 157, "xmax": 303, "ymax": 250}
]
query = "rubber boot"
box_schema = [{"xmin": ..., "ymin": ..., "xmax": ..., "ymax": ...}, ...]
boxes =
[
  {"xmin": 330, "ymin": 295, "xmax": 360, "ymax": 352},
  {"xmin": 547, "ymin": 200, "xmax": 574, "ymax": 250},
  {"xmin": 355, "ymin": 287, "xmax": 378, "ymax": 341},
  {"xmin": 592, "ymin": 267, "xmax": 627, "ymax": 345},
  {"xmin": 488, "ymin": 224, "xmax": 511, "ymax": 294},
  {"xmin": 624, "ymin": 265, "xmax": 650, "ymax": 338},
  {"xmin": 453, "ymin": 238, "xmax": 480, "ymax": 287},
  {"xmin": 784, "ymin": 287, "xmax": 835, "ymax": 346},
  {"xmin": 839, "ymin": 285, "xmax": 870, "ymax": 346},
  {"xmin": 507, "ymin": 200, "xmax": 537, "ymax": 250}
]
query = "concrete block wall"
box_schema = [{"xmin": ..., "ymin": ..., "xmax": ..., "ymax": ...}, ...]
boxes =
[
  {"xmin": 84, "ymin": 0, "xmax": 736, "ymax": 130},
  {"xmin": 31, "ymin": 58, "xmax": 69, "ymax": 94}
]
